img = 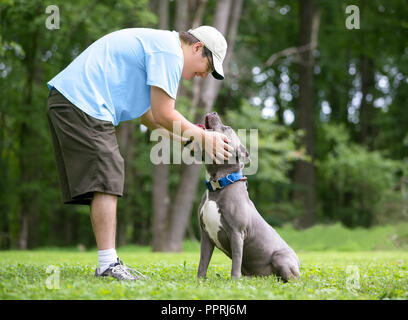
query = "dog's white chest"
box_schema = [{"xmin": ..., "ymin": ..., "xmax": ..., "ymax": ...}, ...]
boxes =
[{"xmin": 200, "ymin": 200, "xmax": 224, "ymax": 250}]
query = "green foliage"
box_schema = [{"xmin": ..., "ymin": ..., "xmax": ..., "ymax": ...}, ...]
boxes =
[
  {"xmin": 317, "ymin": 123, "xmax": 402, "ymax": 227},
  {"xmin": 226, "ymin": 101, "xmax": 306, "ymax": 182},
  {"xmin": 224, "ymin": 100, "xmax": 307, "ymax": 225},
  {"xmin": 230, "ymin": 0, "xmax": 408, "ymax": 229},
  {"xmin": 0, "ymin": 0, "xmax": 157, "ymax": 249}
]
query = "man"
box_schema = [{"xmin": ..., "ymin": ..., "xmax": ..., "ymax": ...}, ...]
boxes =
[{"xmin": 46, "ymin": 26, "xmax": 233, "ymax": 281}]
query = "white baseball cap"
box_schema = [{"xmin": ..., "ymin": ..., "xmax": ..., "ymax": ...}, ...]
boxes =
[{"xmin": 188, "ymin": 25, "xmax": 227, "ymax": 80}]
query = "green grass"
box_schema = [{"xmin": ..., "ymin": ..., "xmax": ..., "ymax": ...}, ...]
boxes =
[
  {"xmin": 275, "ymin": 222, "xmax": 408, "ymax": 251},
  {"xmin": 1, "ymin": 250, "xmax": 407, "ymax": 300},
  {"xmin": 1, "ymin": 223, "xmax": 408, "ymax": 300}
]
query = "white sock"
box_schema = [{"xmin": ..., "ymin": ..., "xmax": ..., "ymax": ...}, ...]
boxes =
[{"xmin": 98, "ymin": 248, "xmax": 118, "ymax": 273}]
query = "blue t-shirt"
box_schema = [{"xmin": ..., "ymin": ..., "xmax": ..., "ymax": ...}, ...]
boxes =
[{"xmin": 47, "ymin": 28, "xmax": 184, "ymax": 125}]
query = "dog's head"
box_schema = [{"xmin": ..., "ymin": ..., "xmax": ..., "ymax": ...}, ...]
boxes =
[{"xmin": 203, "ymin": 112, "xmax": 250, "ymax": 178}]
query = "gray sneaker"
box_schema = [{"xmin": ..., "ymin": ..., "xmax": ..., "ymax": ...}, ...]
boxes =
[{"xmin": 94, "ymin": 258, "xmax": 146, "ymax": 281}]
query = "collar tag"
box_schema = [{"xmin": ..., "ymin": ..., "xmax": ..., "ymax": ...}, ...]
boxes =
[{"xmin": 210, "ymin": 180, "xmax": 222, "ymax": 191}]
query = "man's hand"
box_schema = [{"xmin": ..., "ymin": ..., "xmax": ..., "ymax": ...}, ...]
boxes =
[
  {"xmin": 203, "ymin": 130, "xmax": 233, "ymax": 163},
  {"xmin": 150, "ymin": 85, "xmax": 234, "ymax": 161}
]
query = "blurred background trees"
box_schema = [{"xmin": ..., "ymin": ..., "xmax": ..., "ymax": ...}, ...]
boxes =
[{"xmin": 0, "ymin": 0, "xmax": 406, "ymax": 250}]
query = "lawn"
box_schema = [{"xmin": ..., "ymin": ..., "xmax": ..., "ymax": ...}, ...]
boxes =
[
  {"xmin": 0, "ymin": 249, "xmax": 407, "ymax": 300},
  {"xmin": 1, "ymin": 224, "xmax": 407, "ymax": 300}
]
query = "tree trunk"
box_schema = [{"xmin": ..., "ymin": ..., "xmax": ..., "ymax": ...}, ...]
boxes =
[
  {"xmin": 18, "ymin": 21, "xmax": 41, "ymax": 249},
  {"xmin": 164, "ymin": 163, "xmax": 202, "ymax": 251},
  {"xmin": 273, "ymin": 68, "xmax": 284, "ymax": 125},
  {"xmin": 191, "ymin": 0, "xmax": 208, "ymax": 29},
  {"xmin": 116, "ymin": 121, "xmax": 136, "ymax": 246},
  {"xmin": 152, "ymin": 162, "xmax": 171, "ymax": 250},
  {"xmin": 401, "ymin": 177, "xmax": 407, "ymax": 218},
  {"xmin": 158, "ymin": 0, "xmax": 169, "ymax": 29},
  {"xmin": 190, "ymin": 0, "xmax": 208, "ymax": 118},
  {"xmin": 0, "ymin": 112, "xmax": 10, "ymax": 249},
  {"xmin": 152, "ymin": 0, "xmax": 172, "ymax": 251},
  {"xmin": 359, "ymin": 55, "xmax": 374, "ymax": 148},
  {"xmin": 224, "ymin": 0, "xmax": 243, "ymax": 75},
  {"xmin": 293, "ymin": 0, "xmax": 320, "ymax": 229},
  {"xmin": 175, "ymin": 0, "xmax": 189, "ymax": 31}
]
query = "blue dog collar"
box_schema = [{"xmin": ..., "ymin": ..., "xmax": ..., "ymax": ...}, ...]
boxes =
[{"xmin": 205, "ymin": 171, "xmax": 246, "ymax": 192}]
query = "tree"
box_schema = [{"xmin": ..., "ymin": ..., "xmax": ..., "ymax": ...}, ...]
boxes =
[
  {"xmin": 292, "ymin": 0, "xmax": 320, "ymax": 228},
  {"xmin": 151, "ymin": 0, "xmax": 171, "ymax": 251}
]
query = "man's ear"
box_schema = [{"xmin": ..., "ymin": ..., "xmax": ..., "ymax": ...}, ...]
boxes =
[
  {"xmin": 237, "ymin": 144, "xmax": 250, "ymax": 164},
  {"xmin": 192, "ymin": 41, "xmax": 204, "ymax": 55}
]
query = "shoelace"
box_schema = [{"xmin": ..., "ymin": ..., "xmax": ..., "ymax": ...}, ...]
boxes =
[
  {"xmin": 111, "ymin": 264, "xmax": 146, "ymax": 280},
  {"xmin": 128, "ymin": 267, "xmax": 147, "ymax": 280}
]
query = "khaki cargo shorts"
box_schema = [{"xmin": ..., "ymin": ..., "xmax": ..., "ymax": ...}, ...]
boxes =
[{"xmin": 47, "ymin": 89, "xmax": 124, "ymax": 205}]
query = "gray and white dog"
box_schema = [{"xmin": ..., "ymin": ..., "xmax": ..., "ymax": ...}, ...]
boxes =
[{"xmin": 196, "ymin": 112, "xmax": 300, "ymax": 281}]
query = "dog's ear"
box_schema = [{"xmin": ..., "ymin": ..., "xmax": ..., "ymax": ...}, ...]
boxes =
[{"xmin": 237, "ymin": 143, "xmax": 250, "ymax": 164}]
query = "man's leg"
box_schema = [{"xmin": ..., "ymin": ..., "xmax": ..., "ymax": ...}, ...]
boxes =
[
  {"xmin": 91, "ymin": 192, "xmax": 119, "ymax": 273},
  {"xmin": 91, "ymin": 192, "xmax": 145, "ymax": 280},
  {"xmin": 90, "ymin": 192, "xmax": 117, "ymax": 250}
]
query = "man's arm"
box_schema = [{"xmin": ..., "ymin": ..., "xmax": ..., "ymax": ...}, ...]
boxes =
[
  {"xmin": 149, "ymin": 86, "xmax": 233, "ymax": 160},
  {"xmin": 139, "ymin": 109, "xmax": 160, "ymax": 130},
  {"xmin": 139, "ymin": 109, "xmax": 188, "ymax": 144}
]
